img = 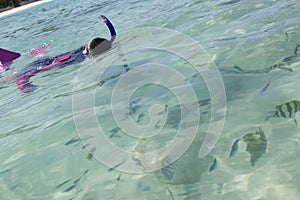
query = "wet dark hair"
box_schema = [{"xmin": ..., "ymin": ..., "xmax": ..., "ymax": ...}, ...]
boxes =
[{"xmin": 85, "ymin": 38, "xmax": 111, "ymax": 57}]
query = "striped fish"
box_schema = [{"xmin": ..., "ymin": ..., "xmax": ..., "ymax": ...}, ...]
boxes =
[
  {"xmin": 273, "ymin": 100, "xmax": 300, "ymax": 118},
  {"xmin": 242, "ymin": 128, "xmax": 267, "ymax": 166}
]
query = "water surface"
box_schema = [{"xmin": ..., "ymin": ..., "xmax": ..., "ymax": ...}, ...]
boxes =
[{"xmin": 1, "ymin": 0, "xmax": 300, "ymax": 199}]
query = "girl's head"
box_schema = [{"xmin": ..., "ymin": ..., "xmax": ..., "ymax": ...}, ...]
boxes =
[{"xmin": 84, "ymin": 37, "xmax": 111, "ymax": 57}]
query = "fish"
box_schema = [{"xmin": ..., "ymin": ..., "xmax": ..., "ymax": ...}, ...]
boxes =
[
  {"xmin": 233, "ymin": 65, "xmax": 273, "ymax": 73},
  {"xmin": 73, "ymin": 178, "xmax": 80, "ymax": 185},
  {"xmin": 229, "ymin": 139, "xmax": 240, "ymax": 158},
  {"xmin": 130, "ymin": 97, "xmax": 141, "ymax": 105},
  {"xmin": 273, "ymin": 100, "xmax": 300, "ymax": 118},
  {"xmin": 138, "ymin": 182, "xmax": 151, "ymax": 191},
  {"xmin": 197, "ymin": 98, "xmax": 211, "ymax": 106},
  {"xmin": 233, "ymin": 65, "xmax": 244, "ymax": 72},
  {"xmin": 87, "ymin": 147, "xmax": 96, "ymax": 160},
  {"xmin": 57, "ymin": 170, "xmax": 88, "ymax": 193},
  {"xmin": 219, "ymin": 0, "xmax": 241, "ymax": 6},
  {"xmin": 260, "ymin": 82, "xmax": 270, "ymax": 94},
  {"xmin": 229, "ymin": 128, "xmax": 267, "ymax": 166},
  {"xmin": 166, "ymin": 105, "xmax": 181, "ymax": 126},
  {"xmin": 266, "ymin": 61, "xmax": 293, "ymax": 72},
  {"xmin": 137, "ymin": 113, "xmax": 145, "ymax": 123},
  {"xmin": 0, "ymin": 169, "xmax": 11, "ymax": 175},
  {"xmin": 259, "ymin": 44, "xmax": 300, "ymax": 72},
  {"xmin": 282, "ymin": 55, "xmax": 297, "ymax": 63},
  {"xmin": 294, "ymin": 44, "xmax": 299, "ymax": 55},
  {"xmin": 208, "ymin": 158, "xmax": 217, "ymax": 173},
  {"xmin": 129, "ymin": 104, "xmax": 141, "ymax": 116},
  {"xmin": 56, "ymin": 179, "xmax": 71, "ymax": 189},
  {"xmin": 108, "ymin": 160, "xmax": 126, "ymax": 172},
  {"xmin": 160, "ymin": 162, "xmax": 177, "ymax": 180},
  {"xmin": 87, "ymin": 153, "xmax": 93, "ymax": 160},
  {"xmin": 242, "ymin": 128, "xmax": 267, "ymax": 166},
  {"xmin": 116, "ymin": 174, "xmax": 121, "ymax": 182},
  {"xmin": 132, "ymin": 157, "xmax": 143, "ymax": 167},
  {"xmin": 167, "ymin": 188, "xmax": 175, "ymax": 200},
  {"xmin": 233, "ymin": 44, "xmax": 299, "ymax": 74},
  {"xmin": 164, "ymin": 104, "xmax": 168, "ymax": 112},
  {"xmin": 285, "ymin": 32, "xmax": 289, "ymax": 41},
  {"xmin": 83, "ymin": 169, "xmax": 89, "ymax": 176},
  {"xmin": 65, "ymin": 137, "xmax": 80, "ymax": 146},
  {"xmin": 124, "ymin": 64, "xmax": 130, "ymax": 72},
  {"xmin": 109, "ymin": 127, "xmax": 121, "ymax": 139},
  {"xmin": 155, "ymin": 156, "xmax": 177, "ymax": 181},
  {"xmin": 64, "ymin": 184, "xmax": 76, "ymax": 192}
]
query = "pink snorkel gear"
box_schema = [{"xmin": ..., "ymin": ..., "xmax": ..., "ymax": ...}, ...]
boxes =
[{"xmin": 28, "ymin": 44, "xmax": 51, "ymax": 59}]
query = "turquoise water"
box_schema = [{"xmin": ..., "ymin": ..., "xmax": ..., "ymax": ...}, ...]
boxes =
[{"xmin": 1, "ymin": 0, "xmax": 300, "ymax": 199}]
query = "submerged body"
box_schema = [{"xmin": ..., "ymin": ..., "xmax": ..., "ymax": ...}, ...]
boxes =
[
  {"xmin": 0, "ymin": 15, "xmax": 116, "ymax": 92},
  {"xmin": 15, "ymin": 46, "xmax": 86, "ymax": 92}
]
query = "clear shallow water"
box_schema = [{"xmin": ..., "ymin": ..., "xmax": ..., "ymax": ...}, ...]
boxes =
[{"xmin": 1, "ymin": 0, "xmax": 300, "ymax": 199}]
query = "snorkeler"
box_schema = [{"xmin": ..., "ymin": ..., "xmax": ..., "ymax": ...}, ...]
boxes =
[{"xmin": 0, "ymin": 15, "xmax": 116, "ymax": 92}]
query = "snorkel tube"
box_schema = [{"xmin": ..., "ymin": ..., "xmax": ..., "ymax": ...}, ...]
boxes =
[{"xmin": 99, "ymin": 15, "xmax": 116, "ymax": 43}]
